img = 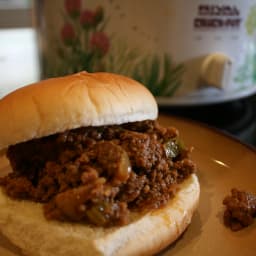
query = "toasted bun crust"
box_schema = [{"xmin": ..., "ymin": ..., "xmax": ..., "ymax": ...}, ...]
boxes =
[
  {"xmin": 0, "ymin": 72, "xmax": 158, "ymax": 150},
  {"xmin": 0, "ymin": 174, "xmax": 199, "ymax": 256}
]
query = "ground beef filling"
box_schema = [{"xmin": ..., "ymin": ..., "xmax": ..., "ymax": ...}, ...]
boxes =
[
  {"xmin": 0, "ymin": 120, "xmax": 196, "ymax": 227},
  {"xmin": 223, "ymin": 188, "xmax": 256, "ymax": 231}
]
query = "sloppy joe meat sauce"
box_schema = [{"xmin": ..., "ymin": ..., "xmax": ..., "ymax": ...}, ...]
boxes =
[
  {"xmin": 0, "ymin": 120, "xmax": 196, "ymax": 227},
  {"xmin": 223, "ymin": 188, "xmax": 256, "ymax": 231}
]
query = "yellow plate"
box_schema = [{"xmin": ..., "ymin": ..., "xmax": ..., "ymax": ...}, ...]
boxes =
[{"xmin": 0, "ymin": 115, "xmax": 255, "ymax": 255}]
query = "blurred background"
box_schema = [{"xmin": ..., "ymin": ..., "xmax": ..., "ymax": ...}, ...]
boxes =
[
  {"xmin": 0, "ymin": 0, "xmax": 39, "ymax": 96},
  {"xmin": 0, "ymin": 0, "xmax": 256, "ymax": 147}
]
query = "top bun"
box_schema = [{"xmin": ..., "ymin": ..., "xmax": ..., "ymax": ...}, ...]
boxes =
[{"xmin": 0, "ymin": 71, "xmax": 158, "ymax": 150}]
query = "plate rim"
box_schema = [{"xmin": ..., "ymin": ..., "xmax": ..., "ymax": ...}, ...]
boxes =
[{"xmin": 159, "ymin": 114, "xmax": 256, "ymax": 154}]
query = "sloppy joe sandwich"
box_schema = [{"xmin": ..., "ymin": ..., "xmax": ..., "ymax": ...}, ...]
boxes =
[{"xmin": 0, "ymin": 71, "xmax": 200, "ymax": 256}]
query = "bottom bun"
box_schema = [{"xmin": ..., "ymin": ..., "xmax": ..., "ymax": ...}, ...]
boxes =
[{"xmin": 0, "ymin": 174, "xmax": 200, "ymax": 256}]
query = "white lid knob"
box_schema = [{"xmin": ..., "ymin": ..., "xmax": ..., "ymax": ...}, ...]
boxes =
[{"xmin": 200, "ymin": 52, "xmax": 232, "ymax": 89}]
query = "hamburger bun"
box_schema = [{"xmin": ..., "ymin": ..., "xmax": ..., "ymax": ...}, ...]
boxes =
[
  {"xmin": 0, "ymin": 71, "xmax": 200, "ymax": 256},
  {"xmin": 0, "ymin": 71, "xmax": 157, "ymax": 150},
  {"xmin": 0, "ymin": 174, "xmax": 199, "ymax": 256}
]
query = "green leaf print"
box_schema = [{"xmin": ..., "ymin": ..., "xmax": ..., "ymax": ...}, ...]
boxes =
[{"xmin": 246, "ymin": 5, "xmax": 256, "ymax": 35}]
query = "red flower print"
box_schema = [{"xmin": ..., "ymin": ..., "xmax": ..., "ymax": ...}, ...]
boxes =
[
  {"xmin": 65, "ymin": 0, "xmax": 81, "ymax": 18},
  {"xmin": 90, "ymin": 31, "xmax": 110, "ymax": 56},
  {"xmin": 61, "ymin": 23, "xmax": 76, "ymax": 46},
  {"xmin": 80, "ymin": 9, "xmax": 95, "ymax": 29}
]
